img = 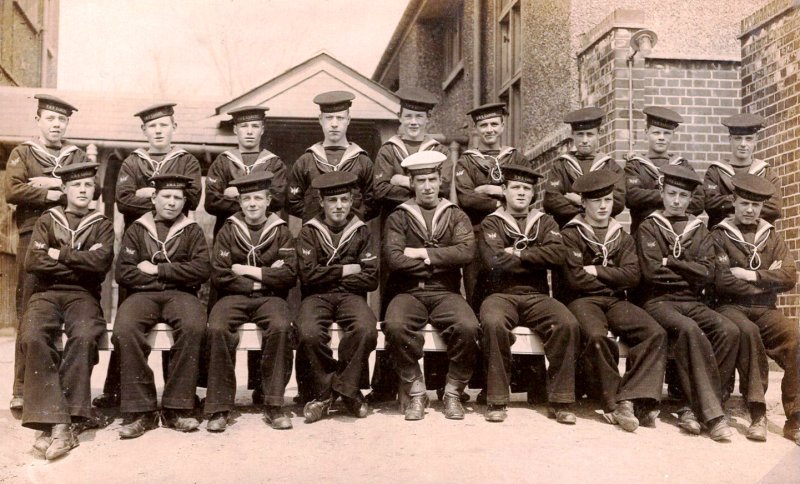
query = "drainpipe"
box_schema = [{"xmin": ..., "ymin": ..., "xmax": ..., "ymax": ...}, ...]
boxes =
[{"xmin": 472, "ymin": 0, "xmax": 482, "ymax": 107}]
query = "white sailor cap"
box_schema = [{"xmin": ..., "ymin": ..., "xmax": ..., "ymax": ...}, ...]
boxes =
[{"xmin": 400, "ymin": 150, "xmax": 447, "ymax": 175}]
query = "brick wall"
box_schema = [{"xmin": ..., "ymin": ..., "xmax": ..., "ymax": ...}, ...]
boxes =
[
  {"xmin": 641, "ymin": 59, "xmax": 742, "ymax": 173},
  {"xmin": 740, "ymin": 0, "xmax": 800, "ymax": 318}
]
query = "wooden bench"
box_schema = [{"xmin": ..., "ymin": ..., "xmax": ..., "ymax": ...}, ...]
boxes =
[{"xmin": 59, "ymin": 322, "xmax": 628, "ymax": 357}]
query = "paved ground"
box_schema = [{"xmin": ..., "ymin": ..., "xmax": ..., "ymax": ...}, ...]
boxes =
[{"xmin": 0, "ymin": 331, "xmax": 798, "ymax": 483}]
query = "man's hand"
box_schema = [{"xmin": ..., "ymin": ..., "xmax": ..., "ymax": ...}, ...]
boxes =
[
  {"xmin": 404, "ymin": 247, "xmax": 429, "ymax": 260},
  {"xmin": 390, "ymin": 174, "xmax": 410, "ymax": 189},
  {"xmin": 28, "ymin": 176, "xmax": 62, "ymax": 189},
  {"xmin": 504, "ymin": 247, "xmax": 522, "ymax": 258},
  {"xmin": 232, "ymin": 264, "xmax": 261, "ymax": 280},
  {"xmin": 769, "ymin": 260, "xmax": 783, "ymax": 270},
  {"xmin": 731, "ymin": 267, "xmax": 758, "ymax": 282},
  {"xmin": 342, "ymin": 264, "xmax": 362, "ymax": 277},
  {"xmin": 565, "ymin": 192, "xmax": 582, "ymax": 205},
  {"xmin": 270, "ymin": 259, "xmax": 285, "ymax": 268},
  {"xmin": 137, "ymin": 260, "xmax": 158, "ymax": 275},
  {"xmin": 223, "ymin": 186, "xmax": 239, "ymax": 199},
  {"xmin": 45, "ymin": 190, "xmax": 62, "ymax": 201},
  {"xmin": 135, "ymin": 187, "xmax": 156, "ymax": 199},
  {"xmin": 47, "ymin": 247, "xmax": 60, "ymax": 260},
  {"xmin": 475, "ymin": 185, "xmax": 503, "ymax": 197},
  {"xmin": 89, "ymin": 243, "xmax": 103, "ymax": 251},
  {"xmin": 583, "ymin": 265, "xmax": 598, "ymax": 276}
]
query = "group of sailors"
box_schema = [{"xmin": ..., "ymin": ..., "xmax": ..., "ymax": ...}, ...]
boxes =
[{"xmin": 4, "ymin": 88, "xmax": 799, "ymax": 461}]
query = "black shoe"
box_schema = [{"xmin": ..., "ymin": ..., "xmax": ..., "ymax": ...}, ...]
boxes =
[
  {"xmin": 548, "ymin": 404, "xmax": 576, "ymax": 425},
  {"xmin": 71, "ymin": 411, "xmax": 114, "ymax": 435},
  {"xmin": 161, "ymin": 409, "xmax": 200, "ymax": 432},
  {"xmin": 443, "ymin": 394, "xmax": 465, "ymax": 420},
  {"xmin": 92, "ymin": 392, "xmax": 120, "ymax": 409},
  {"xmin": 206, "ymin": 412, "xmax": 228, "ymax": 433},
  {"xmin": 612, "ymin": 400, "xmax": 639, "ymax": 432},
  {"xmin": 746, "ymin": 415, "xmax": 768, "ymax": 442},
  {"xmin": 341, "ymin": 392, "xmax": 369, "ymax": 418},
  {"xmin": 45, "ymin": 424, "xmax": 78, "ymax": 460},
  {"xmin": 119, "ymin": 412, "xmax": 159, "ymax": 439},
  {"xmin": 9, "ymin": 395, "xmax": 23, "ymax": 410},
  {"xmin": 252, "ymin": 388, "xmax": 264, "ymax": 406},
  {"xmin": 303, "ymin": 397, "xmax": 333, "ymax": 424},
  {"xmin": 706, "ymin": 416, "xmax": 733, "ymax": 442},
  {"xmin": 485, "ymin": 404, "xmax": 507, "ymax": 423},
  {"xmin": 264, "ymin": 406, "xmax": 293, "ymax": 430},
  {"xmin": 677, "ymin": 409, "xmax": 702, "ymax": 435},
  {"xmin": 635, "ymin": 405, "xmax": 660, "ymax": 428},
  {"xmin": 404, "ymin": 394, "xmax": 428, "ymax": 421}
]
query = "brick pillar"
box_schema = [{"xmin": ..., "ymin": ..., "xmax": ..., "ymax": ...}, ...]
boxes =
[
  {"xmin": 740, "ymin": 0, "xmax": 800, "ymax": 319},
  {"xmin": 577, "ymin": 10, "xmax": 648, "ymax": 162}
]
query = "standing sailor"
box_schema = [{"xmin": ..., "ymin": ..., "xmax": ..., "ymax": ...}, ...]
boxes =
[
  {"xmin": 625, "ymin": 106, "xmax": 704, "ymax": 233},
  {"xmin": 543, "ymin": 107, "xmax": 625, "ymax": 228},
  {"xmin": 455, "ymin": 102, "xmax": 528, "ymax": 307},
  {"xmin": 704, "ymin": 113, "xmax": 782, "ymax": 228},
  {"xmin": 4, "ymin": 94, "xmax": 86, "ymax": 410}
]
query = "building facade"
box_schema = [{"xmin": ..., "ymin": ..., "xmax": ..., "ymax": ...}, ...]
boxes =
[
  {"xmin": 373, "ymin": 0, "xmax": 799, "ymax": 317},
  {"xmin": 0, "ymin": 0, "xmax": 59, "ymax": 88}
]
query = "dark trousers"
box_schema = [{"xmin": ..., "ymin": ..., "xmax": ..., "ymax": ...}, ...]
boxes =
[
  {"xmin": 568, "ymin": 295, "xmax": 667, "ymax": 412},
  {"xmin": 13, "ymin": 231, "xmax": 39, "ymax": 398},
  {"xmin": 644, "ymin": 300, "xmax": 739, "ymax": 422},
  {"xmin": 112, "ymin": 290, "xmax": 206, "ymax": 413},
  {"xmin": 480, "ymin": 293, "xmax": 579, "ymax": 405},
  {"xmin": 20, "ymin": 291, "xmax": 106, "ymax": 431},
  {"xmin": 384, "ymin": 291, "xmax": 479, "ymax": 393},
  {"xmin": 297, "ymin": 293, "xmax": 377, "ymax": 400},
  {"xmin": 205, "ymin": 295, "xmax": 293, "ymax": 413},
  {"xmin": 717, "ymin": 304, "xmax": 800, "ymax": 418},
  {"xmin": 101, "ymin": 287, "xmax": 174, "ymax": 399}
]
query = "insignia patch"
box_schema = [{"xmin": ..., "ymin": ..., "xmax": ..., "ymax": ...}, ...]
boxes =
[
  {"xmin": 9, "ymin": 157, "xmax": 19, "ymax": 166},
  {"xmin": 456, "ymin": 170, "xmax": 465, "ymax": 176},
  {"xmin": 572, "ymin": 251, "xmax": 582, "ymax": 258},
  {"xmin": 487, "ymin": 232, "xmax": 497, "ymax": 239},
  {"xmin": 628, "ymin": 178, "xmax": 640, "ymax": 185},
  {"xmin": 549, "ymin": 180, "xmax": 560, "ymax": 187},
  {"xmin": 302, "ymin": 248, "xmax": 311, "ymax": 256},
  {"xmin": 290, "ymin": 187, "xmax": 300, "ymax": 195},
  {"xmin": 124, "ymin": 246, "xmax": 136, "ymax": 255},
  {"xmin": 375, "ymin": 173, "xmax": 383, "ymax": 179},
  {"xmin": 119, "ymin": 175, "xmax": 129, "ymax": 183},
  {"xmin": 707, "ymin": 184, "xmax": 717, "ymax": 190},
  {"xmin": 34, "ymin": 241, "xmax": 46, "ymax": 249},
  {"xmin": 219, "ymin": 250, "xmax": 229, "ymax": 257},
  {"xmin": 647, "ymin": 241, "xmax": 656, "ymax": 248},
  {"xmin": 365, "ymin": 252, "xmax": 372, "ymax": 258},
  {"xmin": 718, "ymin": 254, "xmax": 729, "ymax": 263},
  {"xmin": 455, "ymin": 223, "xmax": 471, "ymax": 237},
  {"xmin": 207, "ymin": 177, "xmax": 218, "ymax": 184}
]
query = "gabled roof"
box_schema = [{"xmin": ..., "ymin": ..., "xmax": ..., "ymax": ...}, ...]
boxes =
[
  {"xmin": 213, "ymin": 51, "xmax": 400, "ymax": 123},
  {"xmin": 0, "ymin": 86, "xmax": 233, "ymax": 147}
]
